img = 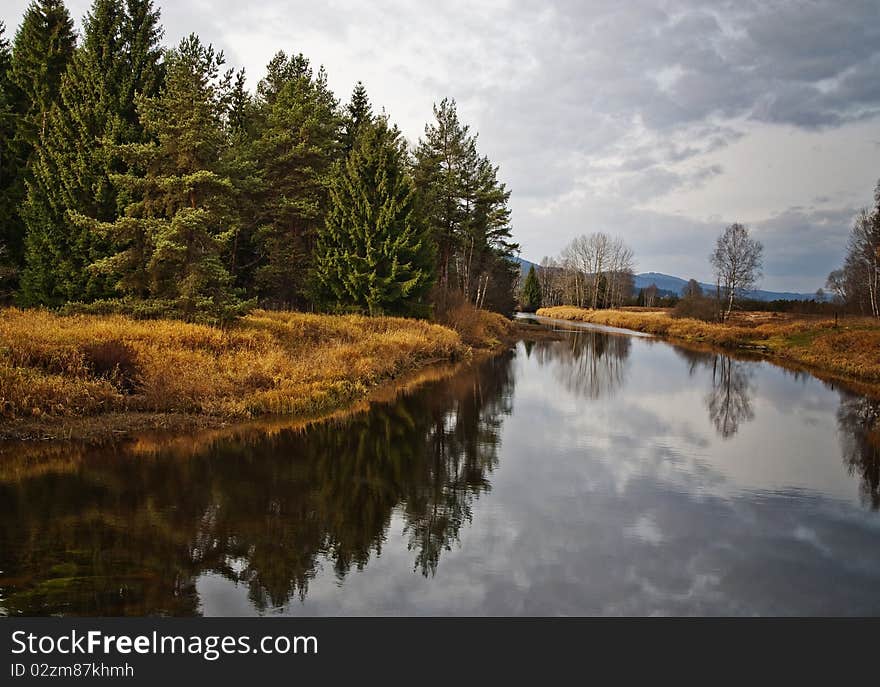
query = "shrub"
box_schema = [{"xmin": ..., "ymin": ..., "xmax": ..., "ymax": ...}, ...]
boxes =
[
  {"xmin": 673, "ymin": 296, "xmax": 718, "ymax": 322},
  {"xmin": 80, "ymin": 339, "xmax": 141, "ymax": 392}
]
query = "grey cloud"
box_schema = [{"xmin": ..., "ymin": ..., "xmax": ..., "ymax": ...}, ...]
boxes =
[{"xmin": 2, "ymin": 0, "xmax": 878, "ymax": 290}]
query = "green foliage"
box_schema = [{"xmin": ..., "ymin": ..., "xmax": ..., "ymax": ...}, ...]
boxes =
[
  {"xmin": 10, "ymin": 0, "xmax": 75, "ymax": 149},
  {"xmin": 521, "ymin": 265, "xmax": 541, "ymax": 312},
  {"xmin": 78, "ymin": 34, "xmax": 247, "ymax": 322},
  {"xmin": 0, "ymin": 5, "xmax": 520, "ymax": 321},
  {"xmin": 60, "ymin": 296, "xmax": 251, "ymax": 324},
  {"xmin": 20, "ymin": 0, "xmax": 165, "ymax": 306},
  {"xmin": 314, "ymin": 117, "xmax": 435, "ymax": 316},
  {"xmin": 0, "ymin": 22, "xmax": 21, "ymax": 296},
  {"xmin": 341, "ymin": 81, "xmax": 372, "ymax": 154},
  {"xmin": 3, "ymin": 2, "xmax": 75, "ymax": 291},
  {"xmin": 412, "ymin": 98, "xmax": 517, "ymax": 313},
  {"xmin": 249, "ymin": 51, "xmax": 341, "ymax": 306}
]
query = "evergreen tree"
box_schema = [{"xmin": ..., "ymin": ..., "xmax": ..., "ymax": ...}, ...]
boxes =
[
  {"xmin": 412, "ymin": 98, "xmax": 468, "ymax": 292},
  {"xmin": 20, "ymin": 0, "xmax": 164, "ymax": 305},
  {"xmin": 521, "ymin": 265, "xmax": 541, "ymax": 312},
  {"xmin": 340, "ymin": 81, "xmax": 372, "ymax": 154},
  {"xmin": 227, "ymin": 68, "xmax": 253, "ymax": 141},
  {"xmin": 10, "ymin": 0, "xmax": 75, "ymax": 148},
  {"xmin": 314, "ymin": 117, "xmax": 435, "ymax": 316},
  {"xmin": 412, "ymin": 98, "xmax": 517, "ymax": 312},
  {"xmin": 249, "ymin": 51, "xmax": 340, "ymax": 306},
  {"xmin": 3, "ymin": 2, "xmax": 75, "ymax": 289},
  {"xmin": 72, "ymin": 34, "xmax": 244, "ymax": 320},
  {"xmin": 0, "ymin": 22, "xmax": 20, "ymax": 294},
  {"xmin": 256, "ymin": 50, "xmax": 310, "ymax": 108}
]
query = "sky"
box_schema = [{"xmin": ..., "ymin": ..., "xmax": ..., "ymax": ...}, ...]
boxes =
[{"xmin": 3, "ymin": 0, "xmax": 880, "ymax": 292}]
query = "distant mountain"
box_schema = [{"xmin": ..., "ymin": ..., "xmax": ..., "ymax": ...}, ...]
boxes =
[
  {"xmin": 513, "ymin": 256, "xmax": 538, "ymax": 276},
  {"xmin": 633, "ymin": 272, "xmax": 822, "ymax": 302},
  {"xmin": 514, "ymin": 258, "xmax": 821, "ymax": 302}
]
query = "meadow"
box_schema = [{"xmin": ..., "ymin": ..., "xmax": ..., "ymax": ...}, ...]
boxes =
[
  {"xmin": 0, "ymin": 306, "xmax": 513, "ymax": 436},
  {"xmin": 536, "ymin": 305, "xmax": 880, "ymax": 384}
]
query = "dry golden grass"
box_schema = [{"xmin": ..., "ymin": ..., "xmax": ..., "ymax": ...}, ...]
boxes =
[
  {"xmin": 536, "ymin": 305, "xmax": 880, "ymax": 383},
  {"xmin": 436, "ymin": 299, "xmax": 515, "ymax": 348},
  {"xmin": 0, "ymin": 308, "xmax": 472, "ymax": 422}
]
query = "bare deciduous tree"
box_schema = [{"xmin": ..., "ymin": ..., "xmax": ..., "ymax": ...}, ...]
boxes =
[
  {"xmin": 555, "ymin": 233, "xmax": 634, "ymax": 308},
  {"xmin": 826, "ymin": 179, "xmax": 880, "ymax": 317},
  {"xmin": 710, "ymin": 222, "xmax": 763, "ymax": 321},
  {"xmin": 844, "ymin": 208, "xmax": 880, "ymax": 317}
]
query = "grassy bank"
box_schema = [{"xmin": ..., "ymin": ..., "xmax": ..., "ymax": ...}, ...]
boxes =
[
  {"xmin": 0, "ymin": 307, "xmax": 513, "ymax": 438},
  {"xmin": 536, "ymin": 305, "xmax": 880, "ymax": 384}
]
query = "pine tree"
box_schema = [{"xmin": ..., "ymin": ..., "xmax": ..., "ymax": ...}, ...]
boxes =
[
  {"xmin": 227, "ymin": 68, "xmax": 253, "ymax": 141},
  {"xmin": 249, "ymin": 51, "xmax": 341, "ymax": 306},
  {"xmin": 521, "ymin": 265, "xmax": 541, "ymax": 312},
  {"xmin": 412, "ymin": 98, "xmax": 517, "ymax": 312},
  {"xmin": 314, "ymin": 117, "xmax": 435, "ymax": 316},
  {"xmin": 412, "ymin": 98, "xmax": 468, "ymax": 292},
  {"xmin": 340, "ymin": 81, "xmax": 372, "ymax": 154},
  {"xmin": 73, "ymin": 34, "xmax": 244, "ymax": 321}
]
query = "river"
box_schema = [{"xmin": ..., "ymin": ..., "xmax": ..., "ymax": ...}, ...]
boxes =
[{"xmin": 2, "ymin": 316, "xmax": 879, "ymax": 615}]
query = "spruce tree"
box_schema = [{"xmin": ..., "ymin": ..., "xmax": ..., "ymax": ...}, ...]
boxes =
[
  {"xmin": 521, "ymin": 265, "xmax": 541, "ymax": 312},
  {"xmin": 250, "ymin": 51, "xmax": 341, "ymax": 306},
  {"xmin": 314, "ymin": 117, "xmax": 435, "ymax": 316},
  {"xmin": 20, "ymin": 0, "xmax": 164, "ymax": 305},
  {"xmin": 0, "ymin": 22, "xmax": 20, "ymax": 293},
  {"xmin": 340, "ymin": 81, "xmax": 372, "ymax": 154},
  {"xmin": 3, "ymin": 2, "xmax": 75, "ymax": 292},
  {"xmin": 73, "ymin": 34, "xmax": 244, "ymax": 321},
  {"xmin": 10, "ymin": 0, "xmax": 75, "ymax": 148}
]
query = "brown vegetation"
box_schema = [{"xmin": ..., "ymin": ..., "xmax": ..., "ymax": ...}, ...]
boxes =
[
  {"xmin": 536, "ymin": 305, "xmax": 880, "ymax": 383},
  {"xmin": 435, "ymin": 297, "xmax": 514, "ymax": 348},
  {"xmin": 0, "ymin": 307, "xmax": 515, "ymax": 432}
]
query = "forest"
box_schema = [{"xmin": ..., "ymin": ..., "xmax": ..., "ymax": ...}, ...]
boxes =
[{"xmin": 0, "ymin": 0, "xmax": 519, "ymax": 323}]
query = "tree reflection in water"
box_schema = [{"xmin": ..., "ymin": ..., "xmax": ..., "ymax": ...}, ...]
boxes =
[
  {"xmin": 674, "ymin": 347, "xmax": 755, "ymax": 438},
  {"xmin": 675, "ymin": 344, "xmax": 880, "ymax": 508},
  {"xmin": 837, "ymin": 393, "xmax": 880, "ymax": 510},
  {"xmin": 0, "ymin": 352, "xmax": 515, "ymax": 615},
  {"xmin": 532, "ymin": 330, "xmax": 631, "ymax": 399},
  {"xmin": 706, "ymin": 355, "xmax": 755, "ymax": 438}
]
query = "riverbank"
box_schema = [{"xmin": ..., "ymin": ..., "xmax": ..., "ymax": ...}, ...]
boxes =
[
  {"xmin": 535, "ymin": 305, "xmax": 880, "ymax": 386},
  {"xmin": 0, "ymin": 307, "xmax": 514, "ymax": 441}
]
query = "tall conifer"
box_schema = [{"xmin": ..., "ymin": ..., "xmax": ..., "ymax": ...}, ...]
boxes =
[
  {"xmin": 412, "ymin": 98, "xmax": 517, "ymax": 312},
  {"xmin": 314, "ymin": 117, "xmax": 435, "ymax": 316},
  {"xmin": 72, "ymin": 34, "xmax": 244, "ymax": 320},
  {"xmin": 521, "ymin": 265, "xmax": 541, "ymax": 312},
  {"xmin": 250, "ymin": 51, "xmax": 340, "ymax": 306},
  {"xmin": 4, "ymin": 2, "xmax": 75, "ymax": 293},
  {"xmin": 10, "ymin": 0, "xmax": 75, "ymax": 148},
  {"xmin": 341, "ymin": 81, "xmax": 372, "ymax": 154},
  {"xmin": 0, "ymin": 22, "xmax": 20, "ymax": 293},
  {"xmin": 20, "ymin": 0, "xmax": 164, "ymax": 304}
]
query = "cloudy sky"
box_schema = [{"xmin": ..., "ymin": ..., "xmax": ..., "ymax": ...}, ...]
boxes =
[{"xmin": 4, "ymin": 1, "xmax": 880, "ymax": 291}]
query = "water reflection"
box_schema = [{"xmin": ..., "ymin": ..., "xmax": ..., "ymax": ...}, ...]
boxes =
[
  {"xmin": 531, "ymin": 330, "xmax": 631, "ymax": 399},
  {"xmin": 3, "ymin": 325, "xmax": 880, "ymax": 616},
  {"xmin": 837, "ymin": 393, "xmax": 880, "ymax": 510},
  {"xmin": 0, "ymin": 354, "xmax": 514, "ymax": 615},
  {"xmin": 674, "ymin": 348, "xmax": 755, "ymax": 438}
]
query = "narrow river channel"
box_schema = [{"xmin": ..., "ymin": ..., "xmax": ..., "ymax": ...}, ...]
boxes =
[{"xmin": 2, "ymin": 318, "xmax": 879, "ymax": 615}]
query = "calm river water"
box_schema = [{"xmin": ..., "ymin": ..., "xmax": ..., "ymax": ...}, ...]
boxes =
[{"xmin": 2, "ymin": 317, "xmax": 880, "ymax": 615}]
